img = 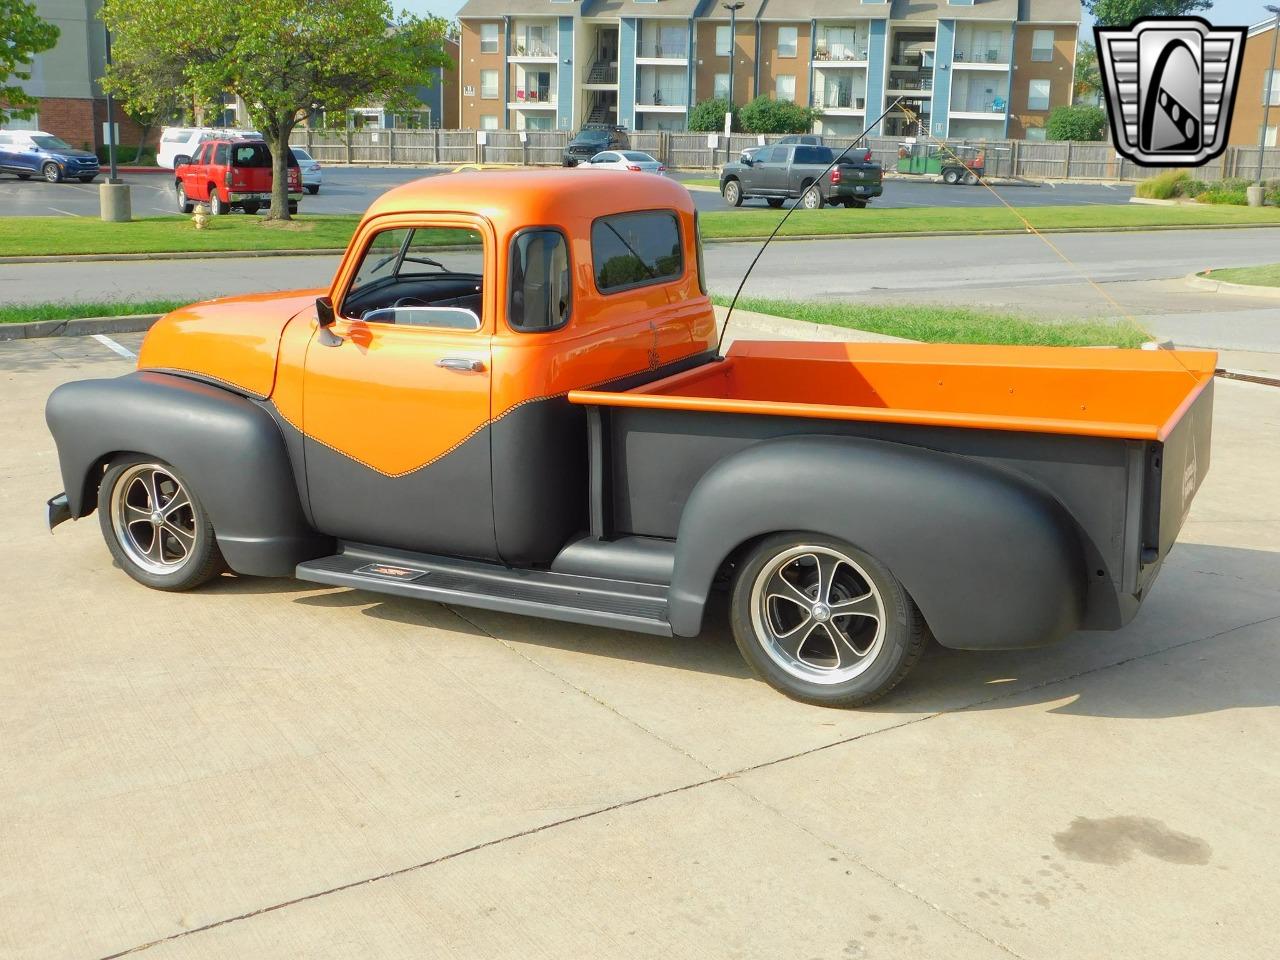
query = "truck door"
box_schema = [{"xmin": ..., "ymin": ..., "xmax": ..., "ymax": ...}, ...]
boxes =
[
  {"xmin": 300, "ymin": 217, "xmax": 497, "ymax": 560},
  {"xmin": 765, "ymin": 145, "xmax": 794, "ymax": 194}
]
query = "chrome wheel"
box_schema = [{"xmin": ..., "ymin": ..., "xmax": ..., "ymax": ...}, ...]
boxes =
[
  {"xmin": 109, "ymin": 463, "xmax": 199, "ymax": 576},
  {"xmin": 801, "ymin": 186, "xmax": 822, "ymax": 209},
  {"xmin": 750, "ymin": 544, "xmax": 885, "ymax": 684},
  {"xmin": 723, "ymin": 180, "xmax": 742, "ymax": 206}
]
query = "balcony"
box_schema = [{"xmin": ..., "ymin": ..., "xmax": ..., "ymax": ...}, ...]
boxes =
[
  {"xmin": 814, "ymin": 89, "xmax": 866, "ymax": 113},
  {"xmin": 510, "ymin": 42, "xmax": 558, "ymax": 62},
  {"xmin": 636, "ymin": 39, "xmax": 689, "ymax": 62},
  {"xmin": 952, "ymin": 48, "xmax": 1011, "ymax": 69},
  {"xmin": 509, "ymin": 89, "xmax": 557, "ymax": 110},
  {"xmin": 636, "ymin": 91, "xmax": 687, "ymax": 112},
  {"xmin": 813, "ymin": 43, "xmax": 869, "ymax": 64}
]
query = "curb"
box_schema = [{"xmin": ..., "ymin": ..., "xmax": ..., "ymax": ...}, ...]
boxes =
[
  {"xmin": 7, "ymin": 221, "xmax": 1280, "ymax": 266},
  {"xmin": 1184, "ymin": 271, "xmax": 1280, "ymax": 300},
  {"xmin": 0, "ymin": 313, "xmax": 161, "ymax": 342}
]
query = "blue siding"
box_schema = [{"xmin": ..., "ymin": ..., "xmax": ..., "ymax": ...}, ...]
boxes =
[
  {"xmin": 865, "ymin": 21, "xmax": 888, "ymax": 133},
  {"xmin": 947, "ymin": 0, "xmax": 974, "ymax": 6},
  {"xmin": 618, "ymin": 18, "xmax": 637, "ymax": 129},
  {"xmin": 558, "ymin": 16, "xmax": 575, "ymax": 129},
  {"xmin": 931, "ymin": 19, "xmax": 955, "ymax": 139}
]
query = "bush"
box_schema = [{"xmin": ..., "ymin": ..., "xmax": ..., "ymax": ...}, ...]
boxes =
[
  {"xmin": 688, "ymin": 97, "xmax": 734, "ymax": 133},
  {"xmin": 1135, "ymin": 169, "xmax": 1190, "ymax": 199},
  {"xmin": 95, "ymin": 145, "xmax": 157, "ymax": 165},
  {"xmin": 1045, "ymin": 104, "xmax": 1106, "ymax": 141},
  {"xmin": 736, "ymin": 96, "xmax": 820, "ymax": 135},
  {"xmin": 1196, "ymin": 186, "xmax": 1249, "ymax": 205}
]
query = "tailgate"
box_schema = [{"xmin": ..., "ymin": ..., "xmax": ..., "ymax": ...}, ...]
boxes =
[{"xmin": 840, "ymin": 162, "xmax": 882, "ymax": 184}]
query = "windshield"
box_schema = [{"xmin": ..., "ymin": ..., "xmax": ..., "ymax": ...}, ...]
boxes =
[
  {"xmin": 291, "ymin": 148, "xmax": 313, "ymax": 162},
  {"xmin": 348, "ymin": 226, "xmax": 484, "ymax": 298},
  {"xmin": 32, "ymin": 136, "xmax": 73, "ymax": 151},
  {"xmin": 575, "ymin": 130, "xmax": 609, "ymax": 143}
]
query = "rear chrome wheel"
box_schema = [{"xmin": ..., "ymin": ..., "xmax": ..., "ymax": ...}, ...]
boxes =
[
  {"xmin": 98, "ymin": 456, "xmax": 225, "ymax": 591},
  {"xmin": 208, "ymin": 188, "xmax": 226, "ymax": 215},
  {"xmin": 801, "ymin": 185, "xmax": 824, "ymax": 209},
  {"xmin": 731, "ymin": 534, "xmax": 926, "ymax": 707},
  {"xmin": 942, "ymin": 168, "xmax": 961, "ymax": 185}
]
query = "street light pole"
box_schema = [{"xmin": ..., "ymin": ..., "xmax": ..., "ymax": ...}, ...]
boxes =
[
  {"xmin": 1257, "ymin": 5, "xmax": 1280, "ymax": 198},
  {"xmin": 98, "ymin": 23, "xmax": 131, "ymax": 222},
  {"xmin": 104, "ymin": 25, "xmax": 119, "ymax": 184},
  {"xmin": 723, "ymin": 1, "xmax": 744, "ymax": 162}
]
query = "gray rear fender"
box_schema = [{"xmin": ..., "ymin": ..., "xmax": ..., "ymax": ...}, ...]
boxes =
[
  {"xmin": 45, "ymin": 371, "xmax": 329, "ymax": 576},
  {"xmin": 667, "ymin": 435, "xmax": 1086, "ymax": 649}
]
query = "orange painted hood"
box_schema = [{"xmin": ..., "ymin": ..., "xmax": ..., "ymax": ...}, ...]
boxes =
[{"xmin": 137, "ymin": 288, "xmax": 323, "ymax": 398}]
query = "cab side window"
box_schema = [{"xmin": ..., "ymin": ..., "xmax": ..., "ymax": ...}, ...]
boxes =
[
  {"xmin": 591, "ymin": 211, "xmax": 683, "ymax": 294},
  {"xmin": 214, "ymin": 143, "xmax": 230, "ymax": 165},
  {"xmin": 509, "ymin": 229, "xmax": 570, "ymax": 332}
]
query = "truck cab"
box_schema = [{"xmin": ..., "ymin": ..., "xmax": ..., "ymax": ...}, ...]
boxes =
[
  {"xmin": 720, "ymin": 144, "xmax": 883, "ymax": 209},
  {"xmin": 46, "ymin": 170, "xmax": 1214, "ymax": 708}
]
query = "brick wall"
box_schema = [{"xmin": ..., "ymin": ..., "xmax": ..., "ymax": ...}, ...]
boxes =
[{"xmin": 23, "ymin": 97, "xmax": 153, "ymax": 153}]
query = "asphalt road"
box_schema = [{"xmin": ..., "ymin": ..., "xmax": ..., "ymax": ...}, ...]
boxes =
[
  {"xmin": 0, "ymin": 165, "xmax": 1132, "ymax": 218},
  {"xmin": 4, "ymin": 227, "xmax": 1278, "ymax": 352},
  {"xmin": 3, "ymin": 330, "xmax": 1278, "ymax": 960}
]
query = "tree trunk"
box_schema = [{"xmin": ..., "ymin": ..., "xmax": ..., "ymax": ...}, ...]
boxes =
[{"xmin": 265, "ymin": 113, "xmax": 296, "ymax": 221}]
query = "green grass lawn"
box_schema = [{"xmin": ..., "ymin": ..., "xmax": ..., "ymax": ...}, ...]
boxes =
[
  {"xmin": 716, "ymin": 295, "xmax": 1151, "ymax": 348},
  {"xmin": 4, "ymin": 203, "xmax": 1280, "ymax": 258},
  {"xmin": 0, "ymin": 299, "xmax": 192, "ymax": 325},
  {"xmin": 679, "ymin": 177, "xmax": 721, "ymax": 188},
  {"xmin": 1202, "ymin": 263, "xmax": 1280, "ymax": 287}
]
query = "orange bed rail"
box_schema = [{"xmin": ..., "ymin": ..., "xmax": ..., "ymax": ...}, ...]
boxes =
[{"xmin": 569, "ymin": 341, "xmax": 1217, "ymax": 442}]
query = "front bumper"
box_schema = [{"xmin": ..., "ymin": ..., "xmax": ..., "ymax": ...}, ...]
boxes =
[{"xmin": 47, "ymin": 492, "xmax": 72, "ymax": 532}]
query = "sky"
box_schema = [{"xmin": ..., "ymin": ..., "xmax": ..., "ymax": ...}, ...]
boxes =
[{"xmin": 398, "ymin": 0, "xmax": 1280, "ymax": 29}]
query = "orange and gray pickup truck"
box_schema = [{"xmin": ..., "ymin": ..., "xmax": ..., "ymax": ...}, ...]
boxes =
[{"xmin": 45, "ymin": 171, "xmax": 1214, "ymax": 707}]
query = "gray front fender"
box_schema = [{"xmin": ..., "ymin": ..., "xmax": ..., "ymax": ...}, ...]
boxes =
[
  {"xmin": 46, "ymin": 371, "xmax": 329, "ymax": 576},
  {"xmin": 668, "ymin": 435, "xmax": 1085, "ymax": 649}
]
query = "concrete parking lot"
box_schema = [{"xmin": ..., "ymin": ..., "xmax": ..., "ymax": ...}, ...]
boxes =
[
  {"xmin": 2, "ymin": 330, "xmax": 1278, "ymax": 960},
  {"xmin": 0, "ymin": 165, "xmax": 1133, "ymax": 218}
]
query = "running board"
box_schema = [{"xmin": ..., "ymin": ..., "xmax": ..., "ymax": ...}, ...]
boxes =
[{"xmin": 296, "ymin": 543, "xmax": 673, "ymax": 636}]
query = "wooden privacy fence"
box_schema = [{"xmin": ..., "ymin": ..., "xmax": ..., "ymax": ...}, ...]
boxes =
[{"xmin": 290, "ymin": 128, "xmax": 1280, "ymax": 183}]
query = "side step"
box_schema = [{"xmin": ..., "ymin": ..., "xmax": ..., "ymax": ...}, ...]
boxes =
[{"xmin": 296, "ymin": 543, "xmax": 673, "ymax": 636}]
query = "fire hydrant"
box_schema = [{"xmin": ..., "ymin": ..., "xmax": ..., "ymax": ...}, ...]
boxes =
[{"xmin": 192, "ymin": 203, "xmax": 210, "ymax": 230}]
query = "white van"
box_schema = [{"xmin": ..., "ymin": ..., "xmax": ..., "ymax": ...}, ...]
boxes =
[{"xmin": 157, "ymin": 126, "xmax": 259, "ymax": 169}]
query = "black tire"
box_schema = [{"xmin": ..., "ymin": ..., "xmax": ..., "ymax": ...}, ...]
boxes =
[
  {"xmin": 729, "ymin": 533, "xmax": 927, "ymax": 708},
  {"xmin": 176, "ymin": 181, "xmax": 193, "ymax": 213},
  {"xmin": 766, "ymin": 197, "xmax": 784, "ymax": 208},
  {"xmin": 800, "ymin": 184, "xmax": 825, "ymax": 209},
  {"xmin": 208, "ymin": 187, "xmax": 226, "ymax": 216},
  {"xmin": 79, "ymin": 175, "xmax": 97, "ymax": 184},
  {"xmin": 97, "ymin": 455, "xmax": 226, "ymax": 592},
  {"xmin": 942, "ymin": 168, "xmax": 961, "ymax": 185},
  {"xmin": 722, "ymin": 178, "xmax": 743, "ymax": 207},
  {"xmin": 306, "ymin": 184, "xmax": 319, "ymax": 195},
  {"xmin": 848, "ymin": 198, "xmax": 868, "ymax": 209},
  {"xmin": 965, "ymin": 171, "xmax": 980, "ymax": 186},
  {"xmin": 242, "ymin": 202, "xmax": 261, "ymax": 215},
  {"xmin": 288, "ymin": 201, "xmax": 298, "ymax": 215},
  {"xmin": 16, "ymin": 173, "xmax": 31, "ymax": 180},
  {"xmin": 43, "ymin": 162, "xmax": 62, "ymax": 184}
]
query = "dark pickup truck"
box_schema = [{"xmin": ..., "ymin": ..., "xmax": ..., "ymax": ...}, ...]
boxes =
[{"xmin": 720, "ymin": 144, "xmax": 883, "ymax": 209}]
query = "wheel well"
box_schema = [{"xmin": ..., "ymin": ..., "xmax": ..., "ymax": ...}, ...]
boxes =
[
  {"xmin": 78, "ymin": 450, "xmax": 131, "ymax": 519},
  {"xmin": 801, "ymin": 178, "xmax": 814, "ymax": 189},
  {"xmin": 723, "ymin": 175, "xmax": 739, "ymax": 183}
]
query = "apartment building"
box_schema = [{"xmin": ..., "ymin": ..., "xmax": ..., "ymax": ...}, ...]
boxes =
[
  {"xmin": 456, "ymin": 0, "xmax": 1078, "ymax": 138},
  {"xmin": 1226, "ymin": 18, "xmax": 1280, "ymax": 148}
]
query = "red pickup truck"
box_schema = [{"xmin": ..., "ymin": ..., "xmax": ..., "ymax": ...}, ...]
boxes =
[
  {"xmin": 174, "ymin": 137, "xmax": 301, "ymax": 216},
  {"xmin": 45, "ymin": 170, "xmax": 1214, "ymax": 708}
]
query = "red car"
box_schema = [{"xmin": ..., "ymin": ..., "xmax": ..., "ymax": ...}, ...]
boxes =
[{"xmin": 174, "ymin": 138, "xmax": 301, "ymax": 215}]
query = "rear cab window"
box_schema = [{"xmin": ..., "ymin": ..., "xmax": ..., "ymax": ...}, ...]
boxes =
[
  {"xmin": 509, "ymin": 229, "xmax": 571, "ymax": 332},
  {"xmin": 794, "ymin": 146, "xmax": 833, "ymax": 165},
  {"xmin": 591, "ymin": 210, "xmax": 683, "ymax": 294}
]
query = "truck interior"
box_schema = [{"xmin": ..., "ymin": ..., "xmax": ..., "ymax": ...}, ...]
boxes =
[{"xmin": 340, "ymin": 226, "xmax": 484, "ymax": 327}]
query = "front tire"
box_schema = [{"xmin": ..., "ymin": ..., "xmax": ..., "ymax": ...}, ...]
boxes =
[
  {"xmin": 176, "ymin": 182, "xmax": 193, "ymax": 213},
  {"xmin": 43, "ymin": 162, "xmax": 62, "ymax": 184},
  {"xmin": 97, "ymin": 456, "xmax": 225, "ymax": 592},
  {"xmin": 722, "ymin": 178, "xmax": 743, "ymax": 207},
  {"xmin": 730, "ymin": 533, "xmax": 926, "ymax": 708}
]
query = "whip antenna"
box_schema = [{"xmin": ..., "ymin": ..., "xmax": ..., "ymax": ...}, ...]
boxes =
[{"xmin": 715, "ymin": 98, "xmax": 904, "ymax": 355}]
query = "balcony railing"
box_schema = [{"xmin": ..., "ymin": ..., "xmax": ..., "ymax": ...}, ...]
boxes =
[
  {"xmin": 586, "ymin": 61, "xmax": 618, "ymax": 84},
  {"xmin": 636, "ymin": 40, "xmax": 689, "ymax": 59},
  {"xmin": 952, "ymin": 46, "xmax": 1011, "ymax": 65},
  {"xmin": 815, "ymin": 90, "xmax": 866, "ymax": 110},
  {"xmin": 511, "ymin": 42, "xmax": 557, "ymax": 58},
  {"xmin": 513, "ymin": 89, "xmax": 557, "ymax": 105},
  {"xmin": 637, "ymin": 91, "xmax": 688, "ymax": 107},
  {"xmin": 814, "ymin": 44, "xmax": 869, "ymax": 62}
]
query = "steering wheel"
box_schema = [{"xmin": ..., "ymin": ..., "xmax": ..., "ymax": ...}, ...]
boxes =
[{"xmin": 394, "ymin": 296, "xmax": 430, "ymax": 308}]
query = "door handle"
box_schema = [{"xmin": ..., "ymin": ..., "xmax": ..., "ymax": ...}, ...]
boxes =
[{"xmin": 437, "ymin": 357, "xmax": 486, "ymax": 373}]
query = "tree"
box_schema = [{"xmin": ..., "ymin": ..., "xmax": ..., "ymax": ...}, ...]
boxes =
[
  {"xmin": 1046, "ymin": 104, "xmax": 1107, "ymax": 141},
  {"xmin": 689, "ymin": 97, "xmax": 735, "ymax": 133},
  {"xmin": 1074, "ymin": 40, "xmax": 1101, "ymax": 105},
  {"xmin": 736, "ymin": 96, "xmax": 820, "ymax": 135},
  {"xmin": 1083, "ymin": 0, "xmax": 1211, "ymax": 26},
  {"xmin": 1, "ymin": 0, "xmax": 59, "ymax": 126},
  {"xmin": 102, "ymin": 0, "xmax": 452, "ymax": 221}
]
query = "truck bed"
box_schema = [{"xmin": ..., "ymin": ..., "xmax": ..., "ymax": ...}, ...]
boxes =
[{"xmin": 570, "ymin": 341, "xmax": 1216, "ymax": 442}]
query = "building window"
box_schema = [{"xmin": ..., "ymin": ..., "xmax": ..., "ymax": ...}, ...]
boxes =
[
  {"xmin": 592, "ymin": 211, "xmax": 683, "ymax": 294},
  {"xmin": 1027, "ymin": 78, "xmax": 1050, "ymax": 111},
  {"xmin": 777, "ymin": 26, "xmax": 798, "ymax": 58},
  {"xmin": 1024, "ymin": 125, "xmax": 1046, "ymax": 142},
  {"xmin": 1261, "ymin": 124, "xmax": 1278, "ymax": 147},
  {"xmin": 776, "ymin": 74, "xmax": 796, "ymax": 102},
  {"xmin": 1031, "ymin": 30, "xmax": 1054, "ymax": 63},
  {"xmin": 1267, "ymin": 70, "xmax": 1280, "ymax": 106},
  {"xmin": 480, "ymin": 23, "xmax": 499, "ymax": 54},
  {"xmin": 480, "ymin": 115, "xmax": 499, "ymax": 130},
  {"xmin": 716, "ymin": 25, "xmax": 732, "ymax": 57},
  {"xmin": 713, "ymin": 73, "xmax": 731, "ymax": 99},
  {"xmin": 480, "ymin": 69, "xmax": 499, "ymax": 99}
]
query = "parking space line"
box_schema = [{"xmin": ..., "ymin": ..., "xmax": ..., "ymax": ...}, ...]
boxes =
[
  {"xmin": 47, "ymin": 206, "xmax": 82, "ymax": 218},
  {"xmin": 91, "ymin": 334, "xmax": 138, "ymax": 360}
]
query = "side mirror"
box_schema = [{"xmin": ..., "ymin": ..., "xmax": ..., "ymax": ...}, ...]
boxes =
[
  {"xmin": 316, "ymin": 295, "xmax": 336, "ymax": 327},
  {"xmin": 740, "ymin": 156, "xmax": 752, "ymax": 166}
]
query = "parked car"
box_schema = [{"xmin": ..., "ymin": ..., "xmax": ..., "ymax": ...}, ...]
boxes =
[
  {"xmin": 579, "ymin": 150, "xmax": 666, "ymax": 175},
  {"xmin": 45, "ymin": 169, "xmax": 1214, "ymax": 708},
  {"xmin": 174, "ymin": 137, "xmax": 301, "ymax": 215},
  {"xmin": 776, "ymin": 134, "xmax": 824, "ymax": 146},
  {"xmin": 720, "ymin": 143, "xmax": 883, "ymax": 209},
  {"xmin": 562, "ymin": 124, "xmax": 629, "ymax": 166},
  {"xmin": 157, "ymin": 126, "xmax": 259, "ymax": 170},
  {"xmin": 290, "ymin": 146, "xmax": 323, "ymax": 194},
  {"xmin": 0, "ymin": 130, "xmax": 99, "ymax": 183}
]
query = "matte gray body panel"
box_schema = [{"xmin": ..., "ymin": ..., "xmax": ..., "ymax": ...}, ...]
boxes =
[
  {"xmin": 45, "ymin": 371, "xmax": 330, "ymax": 576},
  {"xmin": 663, "ymin": 434, "xmax": 1086, "ymax": 649}
]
